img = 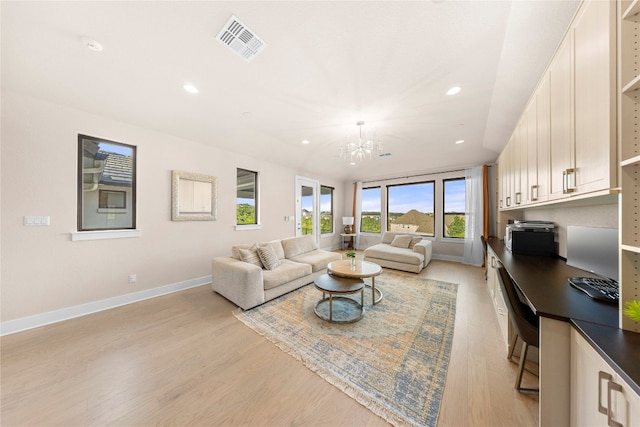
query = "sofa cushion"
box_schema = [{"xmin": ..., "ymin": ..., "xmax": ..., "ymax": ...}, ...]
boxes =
[
  {"xmin": 257, "ymin": 245, "xmax": 281, "ymax": 270},
  {"xmin": 289, "ymin": 250, "xmax": 342, "ymax": 273},
  {"xmin": 239, "ymin": 245, "xmax": 263, "ymax": 268},
  {"xmin": 364, "ymin": 243, "xmax": 424, "ymax": 266},
  {"xmin": 281, "ymin": 235, "xmax": 319, "ymax": 259},
  {"xmin": 391, "ymin": 235, "xmax": 412, "ymax": 248},
  {"xmin": 262, "ymin": 260, "xmax": 312, "ymax": 290}
]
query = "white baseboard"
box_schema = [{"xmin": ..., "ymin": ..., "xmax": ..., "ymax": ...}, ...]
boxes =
[
  {"xmin": 431, "ymin": 254, "xmax": 464, "ymax": 263},
  {"xmin": 0, "ymin": 275, "xmax": 212, "ymax": 336}
]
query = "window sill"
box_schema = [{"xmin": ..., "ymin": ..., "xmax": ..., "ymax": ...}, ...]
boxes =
[
  {"xmin": 441, "ymin": 237, "xmax": 464, "ymax": 244},
  {"xmin": 235, "ymin": 224, "xmax": 262, "ymax": 231},
  {"xmin": 71, "ymin": 229, "xmax": 142, "ymax": 241}
]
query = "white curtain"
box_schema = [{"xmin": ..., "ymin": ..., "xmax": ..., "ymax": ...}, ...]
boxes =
[
  {"xmin": 354, "ymin": 181, "xmax": 363, "ymax": 249},
  {"xmin": 463, "ymin": 166, "xmax": 484, "ymax": 266}
]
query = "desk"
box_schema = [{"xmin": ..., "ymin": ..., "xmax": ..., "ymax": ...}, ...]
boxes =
[
  {"xmin": 486, "ymin": 237, "xmax": 639, "ymax": 426},
  {"xmin": 340, "ymin": 233, "xmax": 356, "ymax": 250}
]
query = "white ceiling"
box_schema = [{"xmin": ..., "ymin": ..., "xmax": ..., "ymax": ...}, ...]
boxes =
[{"xmin": 1, "ymin": 1, "xmax": 580, "ymax": 182}]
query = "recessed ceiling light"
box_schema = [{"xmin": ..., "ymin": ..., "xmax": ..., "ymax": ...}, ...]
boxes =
[
  {"xmin": 183, "ymin": 84, "xmax": 199, "ymax": 94},
  {"xmin": 81, "ymin": 36, "xmax": 103, "ymax": 52},
  {"xmin": 301, "ymin": 140, "xmax": 310, "ymax": 145},
  {"xmin": 447, "ymin": 86, "xmax": 462, "ymax": 96},
  {"xmin": 455, "ymin": 140, "xmax": 465, "ymax": 144}
]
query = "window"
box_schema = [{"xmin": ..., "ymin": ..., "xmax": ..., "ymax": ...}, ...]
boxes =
[
  {"xmin": 320, "ymin": 185, "xmax": 334, "ymax": 234},
  {"xmin": 387, "ymin": 181, "xmax": 435, "ymax": 236},
  {"xmin": 360, "ymin": 187, "xmax": 381, "ymax": 233},
  {"xmin": 443, "ymin": 178, "xmax": 466, "ymax": 238},
  {"xmin": 237, "ymin": 168, "xmax": 258, "ymax": 225},
  {"xmin": 78, "ymin": 134, "xmax": 136, "ymax": 231}
]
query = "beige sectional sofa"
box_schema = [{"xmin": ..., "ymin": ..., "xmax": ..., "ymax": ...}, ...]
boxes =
[
  {"xmin": 363, "ymin": 231, "xmax": 432, "ymax": 273},
  {"xmin": 211, "ymin": 235, "xmax": 341, "ymax": 310}
]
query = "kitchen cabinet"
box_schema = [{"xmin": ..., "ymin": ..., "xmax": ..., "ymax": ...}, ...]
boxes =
[
  {"xmin": 486, "ymin": 246, "xmax": 510, "ymax": 349},
  {"xmin": 570, "ymin": 328, "xmax": 640, "ymax": 426},
  {"xmin": 548, "ymin": 33, "xmax": 574, "ymax": 200},
  {"xmin": 573, "ymin": 0, "xmax": 617, "ymax": 195},
  {"xmin": 530, "ymin": 74, "xmax": 550, "ymax": 203},
  {"xmin": 500, "ymin": 0, "xmax": 617, "ymax": 210}
]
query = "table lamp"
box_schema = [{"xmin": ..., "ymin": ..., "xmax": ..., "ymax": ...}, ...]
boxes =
[{"xmin": 342, "ymin": 217, "xmax": 354, "ymax": 234}]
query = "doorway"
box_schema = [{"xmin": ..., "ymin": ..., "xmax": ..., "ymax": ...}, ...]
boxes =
[{"xmin": 295, "ymin": 176, "xmax": 319, "ymax": 244}]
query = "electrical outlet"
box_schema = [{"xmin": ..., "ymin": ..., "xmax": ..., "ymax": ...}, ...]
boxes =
[{"xmin": 128, "ymin": 274, "xmax": 137, "ymax": 284}]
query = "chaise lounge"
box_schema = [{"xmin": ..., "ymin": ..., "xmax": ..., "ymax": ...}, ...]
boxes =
[{"xmin": 363, "ymin": 231, "xmax": 432, "ymax": 273}]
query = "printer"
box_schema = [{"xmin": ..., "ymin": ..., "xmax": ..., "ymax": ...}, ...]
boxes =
[{"xmin": 505, "ymin": 221, "xmax": 556, "ymax": 256}]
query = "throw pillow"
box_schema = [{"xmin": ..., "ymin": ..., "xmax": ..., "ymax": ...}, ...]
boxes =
[
  {"xmin": 390, "ymin": 235, "xmax": 412, "ymax": 248},
  {"xmin": 409, "ymin": 236, "xmax": 423, "ymax": 249},
  {"xmin": 257, "ymin": 245, "xmax": 281, "ymax": 270},
  {"xmin": 239, "ymin": 245, "xmax": 263, "ymax": 268},
  {"xmin": 381, "ymin": 232, "xmax": 395, "ymax": 245}
]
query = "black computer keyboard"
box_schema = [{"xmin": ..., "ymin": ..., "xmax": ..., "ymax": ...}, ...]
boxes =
[{"xmin": 568, "ymin": 277, "xmax": 619, "ymax": 304}]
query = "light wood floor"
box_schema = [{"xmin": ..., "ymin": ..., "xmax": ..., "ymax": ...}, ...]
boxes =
[{"xmin": 1, "ymin": 258, "xmax": 538, "ymax": 426}]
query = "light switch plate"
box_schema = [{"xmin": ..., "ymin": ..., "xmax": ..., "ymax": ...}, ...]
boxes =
[{"xmin": 24, "ymin": 216, "xmax": 50, "ymax": 226}]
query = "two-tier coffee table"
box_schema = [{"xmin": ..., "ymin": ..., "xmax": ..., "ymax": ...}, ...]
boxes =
[
  {"xmin": 327, "ymin": 260, "xmax": 383, "ymax": 305},
  {"xmin": 313, "ymin": 274, "xmax": 365, "ymax": 323}
]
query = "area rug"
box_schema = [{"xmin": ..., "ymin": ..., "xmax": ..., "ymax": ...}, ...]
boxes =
[{"xmin": 233, "ymin": 273, "xmax": 458, "ymax": 427}]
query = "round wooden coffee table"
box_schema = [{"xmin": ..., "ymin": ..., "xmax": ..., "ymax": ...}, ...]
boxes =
[
  {"xmin": 313, "ymin": 274, "xmax": 365, "ymax": 323},
  {"xmin": 327, "ymin": 260, "xmax": 383, "ymax": 305}
]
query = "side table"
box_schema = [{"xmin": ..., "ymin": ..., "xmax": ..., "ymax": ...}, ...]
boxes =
[{"xmin": 340, "ymin": 233, "xmax": 356, "ymax": 250}]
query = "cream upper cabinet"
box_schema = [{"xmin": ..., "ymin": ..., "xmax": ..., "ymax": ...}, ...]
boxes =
[
  {"xmin": 573, "ymin": 0, "xmax": 617, "ymax": 194},
  {"xmin": 498, "ymin": 0, "xmax": 617, "ymax": 211},
  {"xmin": 532, "ymin": 74, "xmax": 550, "ymax": 203},
  {"xmin": 516, "ymin": 116, "xmax": 528, "ymax": 206},
  {"xmin": 500, "ymin": 136, "xmax": 515, "ymax": 209},
  {"xmin": 548, "ymin": 34, "xmax": 574, "ymax": 201}
]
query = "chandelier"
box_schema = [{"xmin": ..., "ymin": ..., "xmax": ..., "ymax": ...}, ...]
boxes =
[{"xmin": 340, "ymin": 121, "xmax": 383, "ymax": 164}]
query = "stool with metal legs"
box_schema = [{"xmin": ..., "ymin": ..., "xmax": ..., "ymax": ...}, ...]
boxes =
[{"xmin": 497, "ymin": 266, "xmax": 539, "ymax": 394}]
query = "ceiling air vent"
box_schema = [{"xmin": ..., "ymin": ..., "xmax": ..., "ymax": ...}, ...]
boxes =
[{"xmin": 217, "ymin": 15, "xmax": 266, "ymax": 63}]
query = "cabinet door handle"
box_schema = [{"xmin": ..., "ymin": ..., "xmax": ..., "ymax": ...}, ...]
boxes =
[
  {"xmin": 506, "ymin": 196, "xmax": 511, "ymax": 207},
  {"xmin": 500, "ymin": 199, "xmax": 503, "ymax": 208},
  {"xmin": 607, "ymin": 380, "xmax": 624, "ymax": 427},
  {"xmin": 491, "ymin": 256, "xmax": 496, "ymax": 268},
  {"xmin": 599, "ymin": 371, "xmax": 613, "ymax": 415},
  {"xmin": 531, "ymin": 185, "xmax": 539, "ymax": 201},
  {"xmin": 563, "ymin": 168, "xmax": 576, "ymax": 194},
  {"xmin": 515, "ymin": 192, "xmax": 522, "ymax": 205}
]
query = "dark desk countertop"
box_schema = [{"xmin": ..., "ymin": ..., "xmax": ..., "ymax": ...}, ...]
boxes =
[{"xmin": 487, "ymin": 237, "xmax": 639, "ymax": 395}]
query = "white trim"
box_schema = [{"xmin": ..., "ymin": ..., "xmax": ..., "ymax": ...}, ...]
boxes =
[
  {"xmin": 235, "ymin": 224, "xmax": 262, "ymax": 231},
  {"xmin": 431, "ymin": 254, "xmax": 464, "ymax": 263},
  {"xmin": 441, "ymin": 237, "xmax": 464, "ymax": 244},
  {"xmin": 71, "ymin": 229, "xmax": 142, "ymax": 241},
  {"xmin": 0, "ymin": 275, "xmax": 211, "ymax": 336}
]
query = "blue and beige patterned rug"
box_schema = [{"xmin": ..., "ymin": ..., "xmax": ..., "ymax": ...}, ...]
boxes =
[{"xmin": 234, "ymin": 272, "xmax": 458, "ymax": 427}]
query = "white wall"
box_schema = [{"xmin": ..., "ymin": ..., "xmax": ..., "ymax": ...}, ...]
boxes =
[
  {"xmin": 522, "ymin": 197, "xmax": 618, "ymax": 258},
  {"xmin": 0, "ymin": 91, "xmax": 344, "ymax": 325}
]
